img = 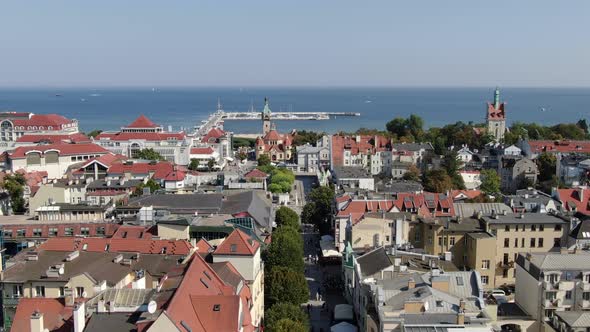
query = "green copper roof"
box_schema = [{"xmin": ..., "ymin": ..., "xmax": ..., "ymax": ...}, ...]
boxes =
[{"xmin": 262, "ymin": 98, "xmax": 272, "ymax": 116}]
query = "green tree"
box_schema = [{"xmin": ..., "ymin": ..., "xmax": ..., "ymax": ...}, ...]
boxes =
[
  {"xmin": 422, "ymin": 169, "xmax": 454, "ymax": 193},
  {"xmin": 407, "ymin": 114, "xmax": 424, "ymax": 140},
  {"xmin": 265, "ymin": 303, "xmax": 309, "ymax": 332},
  {"xmin": 386, "ymin": 117, "xmax": 407, "ymax": 138},
  {"xmin": 86, "ymin": 129, "xmax": 102, "ymax": 138},
  {"xmin": 232, "ymin": 137, "xmax": 256, "ymax": 149},
  {"xmin": 402, "ymin": 164, "xmax": 421, "ymax": 182},
  {"xmin": 269, "ymin": 319, "xmax": 306, "ymax": 332},
  {"xmin": 133, "ymin": 178, "xmax": 161, "ymax": 196},
  {"xmin": 207, "ymin": 158, "xmax": 217, "ymax": 172},
  {"xmin": 264, "ymin": 226, "xmax": 304, "ymax": 273},
  {"xmin": 301, "ymin": 186, "xmax": 334, "ymax": 234},
  {"xmin": 188, "ymin": 158, "xmax": 200, "ymax": 171},
  {"xmin": 258, "ymin": 154, "xmax": 271, "ymax": 167},
  {"xmin": 293, "ymin": 130, "xmax": 324, "ymax": 146},
  {"xmin": 135, "ymin": 148, "xmax": 164, "ymax": 161},
  {"xmin": 275, "ymin": 206, "xmax": 300, "ymax": 229},
  {"xmin": 2, "ymin": 173, "xmax": 27, "ymax": 213},
  {"xmin": 537, "ymin": 153, "xmax": 556, "ymax": 182},
  {"xmin": 236, "ymin": 151, "xmax": 248, "ymax": 161},
  {"xmin": 479, "ymin": 169, "xmax": 500, "ymax": 195},
  {"xmin": 442, "ymin": 151, "xmax": 465, "ymax": 189},
  {"xmin": 265, "ymin": 266, "xmax": 309, "ymax": 307}
]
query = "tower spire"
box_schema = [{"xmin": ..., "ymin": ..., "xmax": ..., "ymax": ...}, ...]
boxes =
[{"xmin": 494, "ymin": 87, "xmax": 500, "ymax": 109}]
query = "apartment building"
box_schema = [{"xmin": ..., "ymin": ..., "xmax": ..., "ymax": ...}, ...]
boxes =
[
  {"xmin": 515, "ymin": 252, "xmax": 590, "ymax": 328},
  {"xmin": 296, "ymin": 143, "xmax": 330, "ymax": 173},
  {"xmin": 479, "ymin": 213, "xmax": 567, "ymax": 288},
  {"xmin": 499, "ymin": 156, "xmax": 538, "ymax": 193}
]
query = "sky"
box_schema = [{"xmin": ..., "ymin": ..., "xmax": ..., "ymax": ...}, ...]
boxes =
[{"xmin": 1, "ymin": 1, "xmax": 589, "ymax": 87}]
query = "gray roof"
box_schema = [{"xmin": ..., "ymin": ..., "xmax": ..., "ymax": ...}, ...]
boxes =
[
  {"xmin": 356, "ymin": 247, "xmax": 392, "ymax": 277},
  {"xmin": 453, "ymin": 203, "xmax": 513, "ymax": 218},
  {"xmin": 128, "ymin": 193, "xmax": 224, "ymax": 213},
  {"xmin": 528, "ymin": 252, "xmax": 590, "ymax": 271},
  {"xmin": 375, "ymin": 180, "xmax": 423, "ymax": 193},
  {"xmin": 157, "ymin": 215, "xmax": 192, "ymax": 226},
  {"xmin": 84, "ymin": 313, "xmax": 139, "ymax": 332},
  {"xmin": 570, "ymin": 219, "xmax": 590, "ymax": 240},
  {"xmin": 332, "ymin": 166, "xmax": 372, "ymax": 179},
  {"xmin": 296, "ymin": 144, "xmax": 328, "ymax": 154},
  {"xmin": 210, "ymin": 262, "xmax": 243, "ymax": 292},
  {"xmin": 556, "ymin": 311, "xmax": 590, "ymax": 328},
  {"xmin": 391, "ymin": 142, "xmax": 434, "ymax": 152},
  {"xmin": 482, "ymin": 213, "xmax": 566, "ymax": 225},
  {"xmin": 220, "ymin": 190, "xmax": 272, "ymax": 230}
]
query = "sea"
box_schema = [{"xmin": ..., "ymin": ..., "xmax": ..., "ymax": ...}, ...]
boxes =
[{"xmin": 0, "ymin": 87, "xmax": 589, "ymax": 134}]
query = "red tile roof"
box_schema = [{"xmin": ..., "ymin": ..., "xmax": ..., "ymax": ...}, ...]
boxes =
[
  {"xmin": 10, "ymin": 298, "xmax": 73, "ymax": 332},
  {"xmin": 331, "ymin": 134, "xmax": 385, "ymax": 166},
  {"xmin": 80, "ymin": 153, "xmax": 127, "ymax": 169},
  {"xmin": 487, "ymin": 102, "xmax": 506, "ymax": 120},
  {"xmin": 264, "ymin": 130, "xmax": 282, "ymax": 141},
  {"xmin": 190, "ymin": 147, "xmax": 215, "ymax": 155},
  {"xmin": 0, "ymin": 223, "xmax": 119, "ymax": 238},
  {"xmin": 11, "ymin": 114, "xmax": 76, "ymax": 129},
  {"xmin": 449, "ymin": 189, "xmax": 482, "ymax": 200},
  {"xmin": 9, "ymin": 143, "xmax": 109, "ymax": 159},
  {"xmin": 107, "ymin": 161, "xmax": 174, "ymax": 180},
  {"xmin": 125, "ymin": 115, "xmax": 159, "ymax": 128},
  {"xmin": 201, "ymin": 127, "xmax": 225, "ymax": 143},
  {"xmin": 14, "ymin": 169, "xmax": 48, "ymax": 187},
  {"xmin": 214, "ymin": 229, "xmax": 260, "ymax": 256},
  {"xmin": 196, "ymin": 238, "xmax": 213, "ymax": 254},
  {"xmin": 527, "ymin": 140, "xmax": 590, "ymax": 154},
  {"xmin": 555, "ymin": 188, "xmax": 590, "ymax": 215},
  {"xmin": 15, "ymin": 133, "xmax": 90, "ymax": 144},
  {"xmin": 164, "ymin": 170, "xmax": 186, "ymax": 182},
  {"xmin": 244, "ymin": 169, "xmax": 267, "ymax": 179},
  {"xmin": 94, "ymin": 132, "xmax": 185, "ymax": 141},
  {"xmin": 112, "ymin": 225, "xmax": 154, "ymax": 239},
  {"xmin": 38, "ymin": 237, "xmax": 192, "ymax": 255}
]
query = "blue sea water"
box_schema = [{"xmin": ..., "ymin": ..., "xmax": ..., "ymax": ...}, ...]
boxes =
[{"xmin": 0, "ymin": 87, "xmax": 589, "ymax": 134}]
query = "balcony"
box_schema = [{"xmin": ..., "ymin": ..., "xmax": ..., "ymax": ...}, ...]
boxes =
[
  {"xmin": 544, "ymin": 299, "xmax": 558, "ymax": 308},
  {"xmin": 544, "ymin": 280, "xmax": 558, "ymax": 290},
  {"xmin": 2, "ymin": 296, "xmax": 20, "ymax": 306}
]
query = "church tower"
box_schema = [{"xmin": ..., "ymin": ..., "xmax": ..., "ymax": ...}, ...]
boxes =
[
  {"xmin": 262, "ymin": 97, "xmax": 272, "ymax": 135},
  {"xmin": 486, "ymin": 87, "xmax": 506, "ymax": 142}
]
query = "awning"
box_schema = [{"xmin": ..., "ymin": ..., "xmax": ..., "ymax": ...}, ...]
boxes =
[
  {"xmin": 333, "ymin": 304, "xmax": 354, "ymax": 322},
  {"xmin": 331, "ymin": 322, "xmax": 358, "ymax": 332}
]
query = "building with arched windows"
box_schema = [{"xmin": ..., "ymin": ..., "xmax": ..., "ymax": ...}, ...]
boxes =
[{"xmin": 0, "ymin": 112, "xmax": 79, "ymax": 152}]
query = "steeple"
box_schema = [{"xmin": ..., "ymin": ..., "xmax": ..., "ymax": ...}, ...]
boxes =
[
  {"xmin": 494, "ymin": 87, "xmax": 500, "ymax": 109},
  {"xmin": 262, "ymin": 97, "xmax": 272, "ymax": 120}
]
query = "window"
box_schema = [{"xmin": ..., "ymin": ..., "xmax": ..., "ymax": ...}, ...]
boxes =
[
  {"xmin": 64, "ymin": 228, "xmax": 74, "ymax": 236},
  {"xmin": 414, "ymin": 232, "xmax": 421, "ymax": 242},
  {"xmin": 81, "ymin": 227, "xmax": 90, "ymax": 236},
  {"xmin": 554, "ymin": 238, "xmax": 561, "ymax": 247},
  {"xmin": 504, "ymin": 238, "xmax": 510, "ymax": 248},
  {"xmin": 3, "ymin": 229, "xmax": 13, "ymax": 238},
  {"xmin": 522, "ymin": 238, "xmax": 525, "ymax": 247},
  {"xmin": 515, "ymin": 225, "xmax": 519, "ymax": 231},
  {"xmin": 555, "ymin": 224, "xmax": 562, "ymax": 231},
  {"xmin": 33, "ymin": 228, "xmax": 42, "ymax": 237},
  {"xmin": 583, "ymin": 292, "xmax": 590, "ymax": 301},
  {"xmin": 438, "ymin": 237, "xmax": 442, "ymax": 245},
  {"xmin": 13, "ymin": 285, "xmax": 23, "ymax": 297},
  {"xmin": 450, "ymin": 237, "xmax": 456, "ymax": 246},
  {"xmin": 385, "ymin": 235, "xmax": 390, "ymax": 242},
  {"xmin": 481, "ymin": 276, "xmax": 489, "ymax": 285},
  {"xmin": 505, "ymin": 225, "xmax": 510, "ymax": 232},
  {"xmin": 530, "ymin": 238, "xmax": 536, "ymax": 247},
  {"xmin": 514, "ymin": 238, "xmax": 518, "ymax": 248},
  {"xmin": 96, "ymin": 227, "xmax": 105, "ymax": 236},
  {"xmin": 48, "ymin": 228, "xmax": 58, "ymax": 237},
  {"xmin": 531, "ymin": 225, "xmax": 536, "ymax": 231},
  {"xmin": 585, "ymin": 274, "xmax": 590, "ymax": 283},
  {"xmin": 503, "ymin": 269, "xmax": 508, "ymax": 278},
  {"xmin": 546, "ymin": 291, "xmax": 557, "ymax": 300},
  {"xmin": 538, "ymin": 238, "xmax": 544, "ymax": 247},
  {"xmin": 547, "ymin": 274, "xmax": 559, "ymax": 283},
  {"xmin": 482, "ymin": 260, "xmax": 490, "ymax": 269},
  {"xmin": 35, "ymin": 286, "xmax": 46, "ymax": 297},
  {"xmin": 565, "ymin": 291, "xmax": 572, "ymax": 300},
  {"xmin": 76, "ymin": 287, "xmax": 85, "ymax": 298},
  {"xmin": 230, "ymin": 244, "xmax": 237, "ymax": 253},
  {"xmin": 16, "ymin": 229, "xmax": 25, "ymax": 237},
  {"xmin": 539, "ymin": 225, "xmax": 544, "ymax": 231},
  {"xmin": 59, "ymin": 287, "xmax": 65, "ymax": 297}
]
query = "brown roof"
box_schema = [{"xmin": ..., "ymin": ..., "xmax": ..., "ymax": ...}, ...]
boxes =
[
  {"xmin": 244, "ymin": 169, "xmax": 267, "ymax": 178},
  {"xmin": 11, "ymin": 298, "xmax": 73, "ymax": 332},
  {"xmin": 213, "ymin": 229, "xmax": 259, "ymax": 256}
]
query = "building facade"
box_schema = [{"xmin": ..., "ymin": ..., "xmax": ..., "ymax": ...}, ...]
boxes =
[{"xmin": 486, "ymin": 87, "xmax": 507, "ymax": 142}]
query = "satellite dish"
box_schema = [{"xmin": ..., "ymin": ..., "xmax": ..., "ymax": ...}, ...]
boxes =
[
  {"xmin": 147, "ymin": 300, "xmax": 157, "ymax": 314},
  {"xmin": 82, "ymin": 291, "xmax": 88, "ymax": 298}
]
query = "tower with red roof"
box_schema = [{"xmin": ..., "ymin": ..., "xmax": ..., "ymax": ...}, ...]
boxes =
[{"xmin": 486, "ymin": 87, "xmax": 506, "ymax": 142}]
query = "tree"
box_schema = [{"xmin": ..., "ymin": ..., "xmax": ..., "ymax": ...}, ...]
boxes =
[
  {"xmin": 442, "ymin": 151, "xmax": 465, "ymax": 190},
  {"xmin": 258, "ymin": 154, "xmax": 271, "ymax": 167},
  {"xmin": 135, "ymin": 148, "xmax": 164, "ymax": 161},
  {"xmin": 236, "ymin": 151, "xmax": 248, "ymax": 161},
  {"xmin": 402, "ymin": 164, "xmax": 421, "ymax": 182},
  {"xmin": 268, "ymin": 319, "xmax": 306, "ymax": 332},
  {"xmin": 537, "ymin": 153, "xmax": 556, "ymax": 182},
  {"xmin": 479, "ymin": 169, "xmax": 500, "ymax": 195},
  {"xmin": 577, "ymin": 119, "xmax": 589, "ymax": 135},
  {"xmin": 275, "ymin": 206, "xmax": 299, "ymax": 229},
  {"xmin": 265, "ymin": 266, "xmax": 309, "ymax": 307},
  {"xmin": 207, "ymin": 158, "xmax": 217, "ymax": 172},
  {"xmin": 188, "ymin": 158, "xmax": 200, "ymax": 171},
  {"xmin": 301, "ymin": 186, "xmax": 334, "ymax": 234},
  {"xmin": 265, "ymin": 303, "xmax": 309, "ymax": 332},
  {"xmin": 422, "ymin": 169, "xmax": 454, "ymax": 193},
  {"xmin": 386, "ymin": 117, "xmax": 407, "ymax": 138},
  {"xmin": 133, "ymin": 178, "xmax": 161, "ymax": 196},
  {"xmin": 86, "ymin": 129, "xmax": 102, "ymax": 138},
  {"xmin": 1, "ymin": 173, "xmax": 27, "ymax": 213},
  {"xmin": 264, "ymin": 226, "xmax": 304, "ymax": 273},
  {"xmin": 293, "ymin": 130, "xmax": 323, "ymax": 146},
  {"xmin": 232, "ymin": 137, "xmax": 256, "ymax": 149}
]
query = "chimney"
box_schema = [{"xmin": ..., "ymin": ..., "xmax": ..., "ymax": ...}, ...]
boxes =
[
  {"xmin": 408, "ymin": 278, "xmax": 416, "ymax": 289},
  {"xmin": 457, "ymin": 311, "xmax": 465, "ymax": 325},
  {"xmin": 97, "ymin": 299, "xmax": 106, "ymax": 313},
  {"xmin": 73, "ymin": 301, "xmax": 86, "ymax": 332},
  {"xmin": 65, "ymin": 288, "xmax": 75, "ymax": 307},
  {"xmin": 30, "ymin": 311, "xmax": 44, "ymax": 332},
  {"xmin": 459, "ymin": 298, "xmax": 466, "ymax": 310}
]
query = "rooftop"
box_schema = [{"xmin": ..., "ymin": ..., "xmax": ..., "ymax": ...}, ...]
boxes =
[
  {"xmin": 332, "ymin": 166, "xmax": 373, "ymax": 179},
  {"xmin": 481, "ymin": 213, "xmax": 565, "ymax": 225}
]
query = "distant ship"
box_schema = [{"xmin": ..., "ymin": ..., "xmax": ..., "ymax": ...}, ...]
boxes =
[{"xmin": 89, "ymin": 93, "xmax": 101, "ymax": 97}]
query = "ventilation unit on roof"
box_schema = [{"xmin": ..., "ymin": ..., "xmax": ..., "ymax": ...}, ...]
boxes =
[
  {"xmin": 113, "ymin": 254, "xmax": 123, "ymax": 263},
  {"xmin": 66, "ymin": 250, "xmax": 80, "ymax": 261},
  {"xmin": 213, "ymin": 304, "xmax": 221, "ymax": 312}
]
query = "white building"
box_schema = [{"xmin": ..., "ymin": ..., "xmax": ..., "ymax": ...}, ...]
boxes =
[
  {"xmin": 456, "ymin": 145, "xmax": 475, "ymax": 163},
  {"xmin": 296, "ymin": 143, "xmax": 330, "ymax": 173},
  {"xmin": 93, "ymin": 115, "xmax": 191, "ymax": 165},
  {"xmin": 0, "ymin": 112, "xmax": 79, "ymax": 152},
  {"xmin": 459, "ymin": 170, "xmax": 482, "ymax": 190},
  {"xmin": 7, "ymin": 143, "xmax": 110, "ymax": 179}
]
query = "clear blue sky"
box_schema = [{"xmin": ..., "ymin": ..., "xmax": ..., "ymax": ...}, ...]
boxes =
[{"xmin": 1, "ymin": 1, "xmax": 589, "ymax": 87}]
